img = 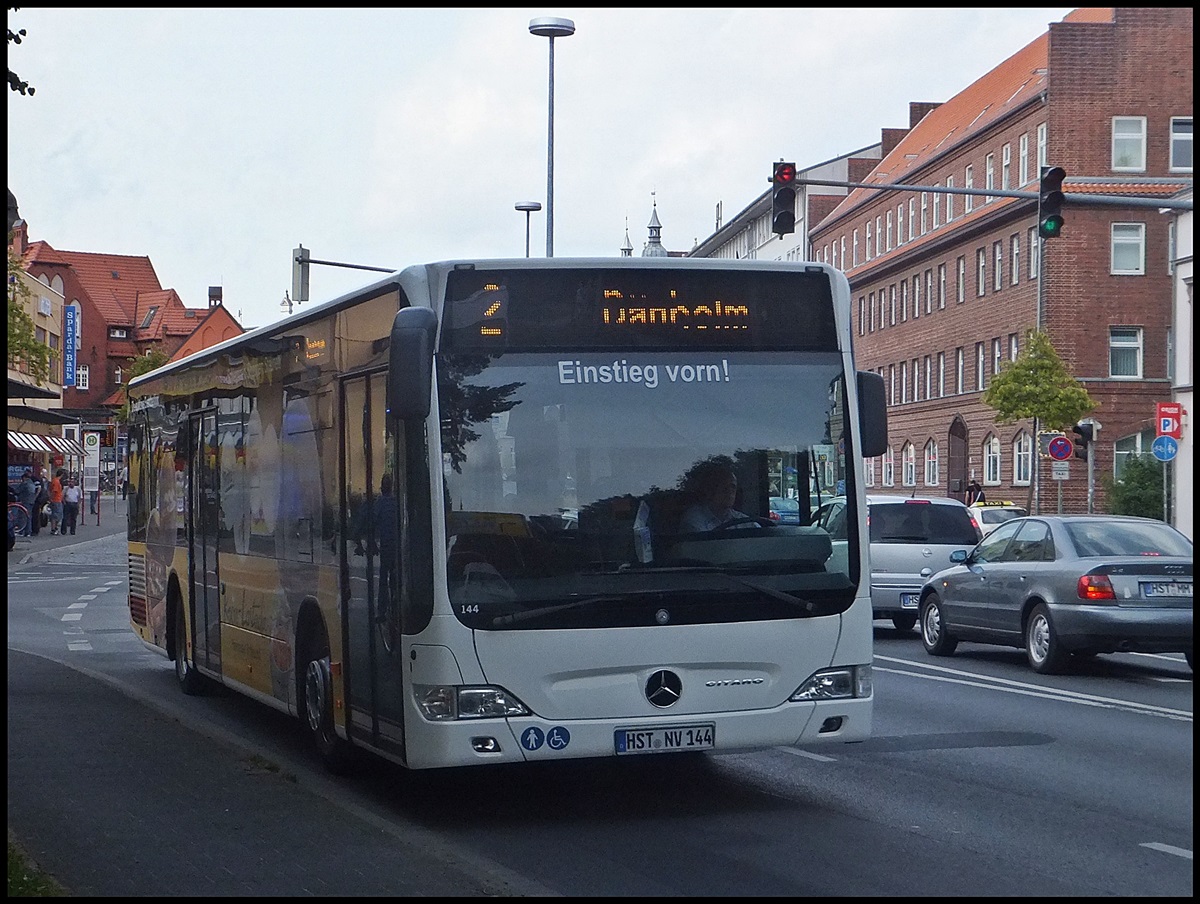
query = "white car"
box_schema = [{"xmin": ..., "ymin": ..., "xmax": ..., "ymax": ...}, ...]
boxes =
[{"xmin": 970, "ymin": 501, "xmax": 1029, "ymax": 537}]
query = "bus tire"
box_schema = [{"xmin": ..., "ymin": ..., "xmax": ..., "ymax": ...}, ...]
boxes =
[
  {"xmin": 172, "ymin": 591, "xmax": 206, "ymax": 696},
  {"xmin": 299, "ymin": 618, "xmax": 354, "ymax": 774}
]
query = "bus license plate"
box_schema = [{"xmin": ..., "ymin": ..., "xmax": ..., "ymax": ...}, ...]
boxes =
[
  {"xmin": 615, "ymin": 724, "xmax": 715, "ymax": 755},
  {"xmin": 900, "ymin": 593, "xmax": 919, "ymax": 609},
  {"xmin": 1141, "ymin": 581, "xmax": 1192, "ymax": 598}
]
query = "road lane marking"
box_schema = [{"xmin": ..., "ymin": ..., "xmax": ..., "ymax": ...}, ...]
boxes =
[
  {"xmin": 60, "ymin": 613, "xmax": 83, "ymax": 622},
  {"xmin": 1140, "ymin": 842, "xmax": 1192, "ymax": 860},
  {"xmin": 776, "ymin": 747, "xmax": 837, "ymax": 762},
  {"xmin": 89, "ymin": 586, "xmax": 113, "ymax": 592},
  {"xmin": 67, "ymin": 602, "xmax": 88, "ymax": 609}
]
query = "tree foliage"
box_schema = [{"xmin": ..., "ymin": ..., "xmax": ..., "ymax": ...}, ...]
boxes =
[
  {"xmin": 115, "ymin": 349, "xmax": 171, "ymax": 423},
  {"xmin": 981, "ymin": 329, "xmax": 1096, "ymax": 431},
  {"xmin": 7, "ymin": 242, "xmax": 51, "ymax": 383},
  {"xmin": 1101, "ymin": 454, "xmax": 1166, "ymax": 519},
  {"xmin": 8, "ymin": 7, "xmax": 36, "ymax": 96}
]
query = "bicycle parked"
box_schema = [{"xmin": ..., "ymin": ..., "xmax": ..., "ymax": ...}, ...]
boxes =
[{"xmin": 8, "ymin": 501, "xmax": 30, "ymax": 550}]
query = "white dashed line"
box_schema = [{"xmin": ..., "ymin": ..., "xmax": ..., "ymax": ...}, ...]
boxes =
[
  {"xmin": 60, "ymin": 613, "xmax": 83, "ymax": 622},
  {"xmin": 68, "ymin": 602, "xmax": 88, "ymax": 609},
  {"xmin": 78, "ymin": 594, "xmax": 97, "ymax": 600},
  {"xmin": 1140, "ymin": 842, "xmax": 1192, "ymax": 860},
  {"xmin": 66, "ymin": 641, "xmax": 93, "ymax": 651},
  {"xmin": 776, "ymin": 747, "xmax": 837, "ymax": 762}
]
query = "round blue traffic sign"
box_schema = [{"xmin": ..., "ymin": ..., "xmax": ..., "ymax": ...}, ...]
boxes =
[
  {"xmin": 1151, "ymin": 435, "xmax": 1178, "ymax": 462},
  {"xmin": 1047, "ymin": 436, "xmax": 1074, "ymax": 461}
]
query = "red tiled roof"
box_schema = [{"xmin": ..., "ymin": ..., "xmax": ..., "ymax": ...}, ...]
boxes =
[
  {"xmin": 822, "ymin": 8, "xmax": 1114, "ymax": 227},
  {"xmin": 39, "ymin": 248, "xmax": 164, "ymax": 326}
]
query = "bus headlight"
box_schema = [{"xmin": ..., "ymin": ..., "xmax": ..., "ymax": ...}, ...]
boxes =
[
  {"xmin": 789, "ymin": 664, "xmax": 872, "ymax": 701},
  {"xmin": 413, "ymin": 684, "xmax": 530, "ymax": 721}
]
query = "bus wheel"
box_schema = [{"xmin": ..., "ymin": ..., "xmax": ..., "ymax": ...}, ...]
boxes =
[
  {"xmin": 172, "ymin": 593, "xmax": 205, "ymax": 696},
  {"xmin": 300, "ymin": 621, "xmax": 353, "ymax": 774}
]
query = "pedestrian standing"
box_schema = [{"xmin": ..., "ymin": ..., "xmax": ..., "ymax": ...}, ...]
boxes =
[
  {"xmin": 120, "ymin": 462, "xmax": 129, "ymax": 500},
  {"xmin": 62, "ymin": 477, "xmax": 82, "ymax": 535},
  {"xmin": 30, "ymin": 477, "xmax": 49, "ymax": 536},
  {"xmin": 48, "ymin": 469, "xmax": 64, "ymax": 535},
  {"xmin": 17, "ymin": 469, "xmax": 37, "ymax": 536}
]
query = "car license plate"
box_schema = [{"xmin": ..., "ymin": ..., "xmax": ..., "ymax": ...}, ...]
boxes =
[
  {"xmin": 614, "ymin": 724, "xmax": 715, "ymax": 755},
  {"xmin": 1141, "ymin": 581, "xmax": 1192, "ymax": 598},
  {"xmin": 899, "ymin": 593, "xmax": 919, "ymax": 609}
]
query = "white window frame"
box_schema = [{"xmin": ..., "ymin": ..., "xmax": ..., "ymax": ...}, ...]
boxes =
[
  {"xmin": 908, "ymin": 199, "xmax": 916, "ymax": 241},
  {"xmin": 945, "ymin": 176, "xmax": 955, "ymax": 222},
  {"xmin": 924, "ymin": 440, "xmax": 939, "ymax": 487},
  {"xmin": 1011, "ymin": 234, "xmax": 1021, "ymax": 285},
  {"xmin": 1009, "ymin": 332, "xmax": 1019, "ymax": 361},
  {"xmin": 977, "ymin": 248, "xmax": 987, "ymax": 297},
  {"xmin": 1013, "ymin": 432, "xmax": 1032, "ymax": 486},
  {"xmin": 924, "ymin": 354, "xmax": 932, "ymax": 400},
  {"xmin": 912, "ymin": 357, "xmax": 920, "ymax": 401},
  {"xmin": 955, "ymin": 347, "xmax": 964, "ymax": 394},
  {"xmin": 1037, "ymin": 122, "xmax": 1047, "ymax": 170},
  {"xmin": 77, "ymin": 363, "xmax": 90, "ymax": 391},
  {"xmin": 985, "ymin": 153, "xmax": 995, "ymax": 202},
  {"xmin": 976, "ymin": 342, "xmax": 986, "ymax": 391},
  {"xmin": 889, "ymin": 364, "xmax": 896, "ymax": 406},
  {"xmin": 901, "ymin": 281, "xmax": 908, "ymax": 322},
  {"xmin": 1170, "ymin": 116, "xmax": 1193, "ymax": 172},
  {"xmin": 1019, "ymin": 133, "xmax": 1029, "ymax": 185},
  {"xmin": 864, "ymin": 457, "xmax": 876, "ymax": 488},
  {"xmin": 912, "ymin": 276, "xmax": 921, "ymax": 321},
  {"xmin": 938, "ymin": 264, "xmax": 946, "ymax": 310},
  {"xmin": 114, "ymin": 365, "xmax": 123, "ymax": 385},
  {"xmin": 876, "ymin": 215, "xmax": 883, "ymax": 255},
  {"xmin": 868, "ymin": 292, "xmax": 875, "ymax": 333},
  {"xmin": 932, "ymin": 185, "xmax": 941, "ymax": 229},
  {"xmin": 1109, "ymin": 327, "xmax": 1143, "ymax": 379},
  {"xmin": 890, "ymin": 284, "xmax": 897, "ymax": 326},
  {"xmin": 1001, "ymin": 143, "xmax": 1011, "ymax": 190},
  {"xmin": 937, "ymin": 351, "xmax": 946, "ymax": 398},
  {"xmin": 1112, "ymin": 116, "xmax": 1147, "ymax": 172},
  {"xmin": 994, "ymin": 241, "xmax": 1003, "ymax": 291},
  {"xmin": 902, "ymin": 443, "xmax": 917, "ymax": 487},
  {"xmin": 852, "ymin": 230, "xmax": 859, "ymax": 267},
  {"xmin": 882, "ymin": 447, "xmax": 895, "ymax": 487},
  {"xmin": 1111, "ymin": 223, "xmax": 1146, "ymax": 275},
  {"xmin": 1028, "ymin": 227, "xmax": 1039, "ymax": 278},
  {"xmin": 897, "ymin": 204, "xmax": 905, "ymax": 245},
  {"xmin": 984, "ymin": 435, "xmax": 1002, "ymax": 485},
  {"xmin": 992, "ymin": 338, "xmax": 1002, "ymax": 378},
  {"xmin": 840, "ymin": 236, "xmax": 847, "ymax": 269},
  {"xmin": 900, "ymin": 360, "xmax": 908, "ymax": 403},
  {"xmin": 866, "ymin": 221, "xmax": 873, "ymax": 261},
  {"xmin": 886, "ymin": 210, "xmax": 893, "ymax": 251},
  {"xmin": 859, "ymin": 296, "xmax": 866, "ymax": 336},
  {"xmin": 920, "ymin": 193, "xmax": 928, "ymax": 235},
  {"xmin": 957, "ymin": 256, "xmax": 966, "ymax": 303}
]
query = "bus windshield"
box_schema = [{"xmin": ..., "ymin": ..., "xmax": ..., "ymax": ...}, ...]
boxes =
[{"xmin": 439, "ymin": 350, "xmax": 858, "ymax": 630}]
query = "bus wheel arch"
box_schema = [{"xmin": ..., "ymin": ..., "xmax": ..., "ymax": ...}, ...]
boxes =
[
  {"xmin": 295, "ymin": 600, "xmax": 354, "ymax": 773},
  {"xmin": 168, "ymin": 576, "xmax": 205, "ymax": 695}
]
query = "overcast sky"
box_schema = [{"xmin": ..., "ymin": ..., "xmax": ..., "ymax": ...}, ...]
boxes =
[{"xmin": 8, "ymin": 7, "xmax": 1073, "ymax": 329}]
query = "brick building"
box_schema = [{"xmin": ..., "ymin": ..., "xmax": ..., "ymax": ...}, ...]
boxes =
[{"xmin": 802, "ymin": 7, "xmax": 1191, "ymax": 513}]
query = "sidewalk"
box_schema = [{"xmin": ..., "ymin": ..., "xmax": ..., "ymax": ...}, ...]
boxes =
[{"xmin": 9, "ymin": 491, "xmax": 127, "ymax": 569}]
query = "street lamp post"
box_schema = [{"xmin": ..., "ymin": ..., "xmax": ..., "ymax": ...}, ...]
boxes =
[
  {"xmin": 514, "ymin": 201, "xmax": 542, "ymax": 258},
  {"xmin": 528, "ymin": 16, "xmax": 575, "ymax": 258}
]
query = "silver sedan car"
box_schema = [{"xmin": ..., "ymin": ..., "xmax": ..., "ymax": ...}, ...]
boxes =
[{"xmin": 918, "ymin": 515, "xmax": 1192, "ymax": 674}]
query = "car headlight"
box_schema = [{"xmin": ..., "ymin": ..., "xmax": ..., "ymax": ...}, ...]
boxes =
[
  {"xmin": 789, "ymin": 665, "xmax": 872, "ymax": 701},
  {"xmin": 413, "ymin": 684, "xmax": 530, "ymax": 721}
]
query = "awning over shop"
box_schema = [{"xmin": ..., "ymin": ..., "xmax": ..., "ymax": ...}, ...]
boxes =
[
  {"xmin": 45, "ymin": 435, "xmax": 86, "ymax": 457},
  {"xmin": 7, "ymin": 431, "xmax": 55, "ymax": 452}
]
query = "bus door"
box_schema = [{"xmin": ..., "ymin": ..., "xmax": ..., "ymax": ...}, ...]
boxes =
[
  {"xmin": 188, "ymin": 409, "xmax": 222, "ymax": 674},
  {"xmin": 340, "ymin": 371, "xmax": 406, "ymax": 757}
]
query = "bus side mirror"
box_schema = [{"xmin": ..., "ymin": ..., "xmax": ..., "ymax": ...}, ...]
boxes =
[
  {"xmin": 856, "ymin": 370, "xmax": 888, "ymax": 459},
  {"xmin": 387, "ymin": 306, "xmax": 438, "ymax": 420}
]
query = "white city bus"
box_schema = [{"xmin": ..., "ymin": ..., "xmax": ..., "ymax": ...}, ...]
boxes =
[{"xmin": 126, "ymin": 257, "xmax": 887, "ymax": 771}]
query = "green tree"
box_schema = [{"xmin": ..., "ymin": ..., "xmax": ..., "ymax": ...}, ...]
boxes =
[
  {"xmin": 115, "ymin": 349, "xmax": 170, "ymax": 423},
  {"xmin": 982, "ymin": 329, "xmax": 1096, "ymax": 430},
  {"xmin": 7, "ymin": 243, "xmax": 51, "ymax": 384},
  {"xmin": 8, "ymin": 6, "xmax": 36, "ymax": 96},
  {"xmin": 1100, "ymin": 454, "xmax": 1166, "ymax": 519}
]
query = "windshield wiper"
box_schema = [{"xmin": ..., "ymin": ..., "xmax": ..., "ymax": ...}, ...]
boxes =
[
  {"xmin": 490, "ymin": 595, "xmax": 624, "ymax": 627},
  {"xmin": 716, "ymin": 573, "xmax": 820, "ymax": 613}
]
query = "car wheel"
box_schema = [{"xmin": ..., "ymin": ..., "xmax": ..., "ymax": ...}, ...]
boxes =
[
  {"xmin": 172, "ymin": 593, "xmax": 205, "ymax": 695},
  {"xmin": 920, "ymin": 593, "xmax": 958, "ymax": 656},
  {"xmin": 891, "ymin": 612, "xmax": 917, "ymax": 632},
  {"xmin": 1025, "ymin": 603, "xmax": 1069, "ymax": 675},
  {"xmin": 299, "ymin": 619, "xmax": 354, "ymax": 774}
]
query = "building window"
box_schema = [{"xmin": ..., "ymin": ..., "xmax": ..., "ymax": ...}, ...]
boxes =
[
  {"xmin": 902, "ymin": 443, "xmax": 917, "ymax": 487},
  {"xmin": 1037, "ymin": 122, "xmax": 1047, "ymax": 169},
  {"xmin": 964, "ymin": 165, "xmax": 974, "ymax": 212},
  {"xmin": 859, "ymin": 297, "xmax": 866, "ymax": 336},
  {"xmin": 955, "ymin": 347, "xmax": 964, "ymax": 394},
  {"xmin": 1114, "ymin": 429, "xmax": 1156, "ymax": 479},
  {"xmin": 1019, "ymin": 133, "xmax": 1029, "ymax": 185},
  {"xmin": 109, "ymin": 327, "xmax": 128, "ymax": 339},
  {"xmin": 924, "ymin": 440, "xmax": 939, "ymax": 487},
  {"xmin": 853, "ymin": 230, "xmax": 859, "ymax": 267},
  {"xmin": 977, "ymin": 248, "xmax": 987, "ymax": 297},
  {"xmin": 984, "ymin": 436, "xmax": 1002, "ymax": 485},
  {"xmin": 1001, "ymin": 143, "xmax": 1011, "ymax": 191},
  {"xmin": 77, "ymin": 364, "xmax": 89, "ymax": 391},
  {"xmin": 889, "ymin": 364, "xmax": 896, "ymax": 406},
  {"xmin": 925, "ymin": 269, "xmax": 933, "ymax": 315},
  {"xmin": 956, "ymin": 256, "xmax": 966, "ymax": 303},
  {"xmin": 932, "ymin": 185, "xmax": 941, "ymax": 229},
  {"xmin": 992, "ymin": 338, "xmax": 1002, "ymax": 378},
  {"xmin": 868, "ymin": 292, "xmax": 875, "ymax": 333},
  {"xmin": 993, "ymin": 241, "xmax": 1003, "ymax": 291},
  {"xmin": 920, "ymin": 193, "xmax": 928, "ymax": 234},
  {"xmin": 876, "ymin": 215, "xmax": 883, "ymax": 254},
  {"xmin": 912, "ymin": 357, "xmax": 920, "ymax": 401},
  {"xmin": 886, "ymin": 210, "xmax": 894, "ymax": 251},
  {"xmin": 114, "ymin": 366, "xmax": 123, "ymax": 385},
  {"xmin": 1009, "ymin": 332, "xmax": 1019, "ymax": 361},
  {"xmin": 865, "ymin": 222, "xmax": 873, "ymax": 261},
  {"xmin": 864, "ymin": 457, "xmax": 876, "ymax": 488},
  {"xmin": 840, "ymin": 237, "xmax": 847, "ymax": 269},
  {"xmin": 908, "ymin": 199, "xmax": 916, "ymax": 241},
  {"xmin": 912, "ymin": 276, "xmax": 921, "ymax": 320},
  {"xmin": 945, "ymin": 176, "xmax": 955, "ymax": 222},
  {"xmin": 900, "ymin": 360, "xmax": 908, "ymax": 403},
  {"xmin": 1013, "ymin": 432, "xmax": 1032, "ymax": 486},
  {"xmin": 1112, "ymin": 116, "xmax": 1147, "ymax": 171},
  {"xmin": 1011, "ymin": 235, "xmax": 1020, "ymax": 285},
  {"xmin": 1028, "ymin": 227, "xmax": 1039, "ymax": 278},
  {"xmin": 1109, "ymin": 327, "xmax": 1143, "ymax": 378},
  {"xmin": 831, "ymin": 241, "xmax": 838, "ymax": 270},
  {"xmin": 985, "ymin": 153, "xmax": 995, "ymax": 202},
  {"xmin": 937, "ymin": 351, "xmax": 945, "ymax": 398},
  {"xmin": 897, "ymin": 204, "xmax": 904, "ymax": 245},
  {"xmin": 976, "ymin": 342, "xmax": 986, "ymax": 390},
  {"xmin": 890, "ymin": 284, "xmax": 897, "ymax": 326},
  {"xmin": 938, "ymin": 264, "xmax": 946, "ymax": 310},
  {"xmin": 924, "ymin": 354, "xmax": 932, "ymax": 400},
  {"xmin": 901, "ymin": 281, "xmax": 908, "ymax": 322},
  {"xmin": 140, "ymin": 306, "xmax": 160, "ymax": 329},
  {"xmin": 1170, "ymin": 117, "xmax": 1193, "ymax": 172},
  {"xmin": 882, "ymin": 447, "xmax": 895, "ymax": 487},
  {"xmin": 1111, "ymin": 223, "xmax": 1146, "ymax": 275}
]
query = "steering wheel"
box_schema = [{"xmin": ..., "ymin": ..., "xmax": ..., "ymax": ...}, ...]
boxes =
[{"xmin": 714, "ymin": 516, "xmax": 772, "ymax": 530}]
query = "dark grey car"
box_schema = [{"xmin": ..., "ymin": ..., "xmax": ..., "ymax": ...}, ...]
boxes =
[{"xmin": 918, "ymin": 514, "xmax": 1193, "ymax": 674}]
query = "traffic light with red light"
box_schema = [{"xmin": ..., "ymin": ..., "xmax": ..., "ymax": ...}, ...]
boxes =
[
  {"xmin": 1038, "ymin": 165, "xmax": 1066, "ymax": 240},
  {"xmin": 771, "ymin": 162, "xmax": 797, "ymax": 236}
]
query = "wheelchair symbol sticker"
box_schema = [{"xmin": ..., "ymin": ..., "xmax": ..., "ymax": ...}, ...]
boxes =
[
  {"xmin": 546, "ymin": 726, "xmax": 571, "ymax": 750},
  {"xmin": 521, "ymin": 727, "xmax": 544, "ymax": 750}
]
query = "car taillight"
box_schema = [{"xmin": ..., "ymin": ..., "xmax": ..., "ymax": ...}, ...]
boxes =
[
  {"xmin": 1077, "ymin": 574, "xmax": 1116, "ymax": 601},
  {"xmin": 769, "ymin": 510, "xmax": 780, "ymax": 521}
]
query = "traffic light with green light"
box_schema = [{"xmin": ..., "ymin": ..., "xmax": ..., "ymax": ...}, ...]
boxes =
[
  {"xmin": 771, "ymin": 162, "xmax": 797, "ymax": 236},
  {"xmin": 1038, "ymin": 166, "xmax": 1066, "ymax": 240}
]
